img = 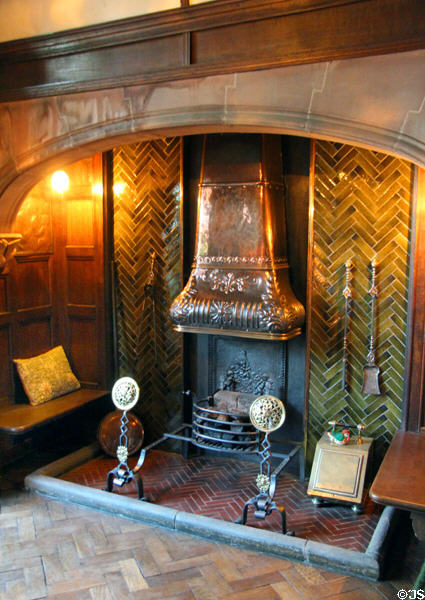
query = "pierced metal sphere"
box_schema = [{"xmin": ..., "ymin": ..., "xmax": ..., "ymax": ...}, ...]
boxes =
[
  {"xmin": 112, "ymin": 376, "xmax": 140, "ymax": 411},
  {"xmin": 256, "ymin": 473, "xmax": 271, "ymax": 493},
  {"xmin": 249, "ymin": 395, "xmax": 286, "ymax": 433}
]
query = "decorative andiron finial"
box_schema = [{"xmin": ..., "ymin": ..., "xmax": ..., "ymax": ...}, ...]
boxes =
[
  {"xmin": 249, "ymin": 395, "xmax": 286, "ymax": 433},
  {"xmin": 111, "ymin": 376, "xmax": 140, "ymax": 412}
]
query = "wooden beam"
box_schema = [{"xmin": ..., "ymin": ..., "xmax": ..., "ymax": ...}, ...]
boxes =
[{"xmin": 0, "ymin": 0, "xmax": 424, "ymax": 101}]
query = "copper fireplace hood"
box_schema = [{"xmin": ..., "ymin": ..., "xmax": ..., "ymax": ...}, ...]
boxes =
[{"xmin": 170, "ymin": 133, "xmax": 305, "ymax": 340}]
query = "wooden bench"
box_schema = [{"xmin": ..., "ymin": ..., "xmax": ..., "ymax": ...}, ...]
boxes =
[{"xmin": 0, "ymin": 388, "xmax": 110, "ymax": 436}]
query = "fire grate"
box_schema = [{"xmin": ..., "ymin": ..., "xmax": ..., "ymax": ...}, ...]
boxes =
[
  {"xmin": 142, "ymin": 390, "xmax": 305, "ymax": 481},
  {"xmin": 192, "ymin": 396, "xmax": 260, "ymax": 452}
]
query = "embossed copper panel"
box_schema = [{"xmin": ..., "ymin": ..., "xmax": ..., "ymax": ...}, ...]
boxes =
[{"xmin": 170, "ymin": 134, "xmax": 305, "ymax": 340}]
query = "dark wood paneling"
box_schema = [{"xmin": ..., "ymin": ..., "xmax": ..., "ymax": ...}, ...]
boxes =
[
  {"xmin": 0, "ymin": 0, "xmax": 423, "ymax": 100},
  {"xmin": 405, "ymin": 167, "xmax": 425, "ymax": 431},
  {"xmin": 14, "ymin": 192, "xmax": 53, "ymax": 254},
  {"xmin": 66, "ymin": 197, "xmax": 95, "ymax": 246},
  {"xmin": 6, "ymin": 34, "xmax": 185, "ymax": 91},
  {"xmin": 15, "ymin": 256, "xmax": 51, "ymax": 310},
  {"xmin": 0, "ymin": 0, "xmax": 370, "ymax": 61},
  {"xmin": 14, "ymin": 318, "xmax": 53, "ymax": 358},
  {"xmin": 4, "ymin": 193, "xmax": 57, "ymax": 365},
  {"xmin": 0, "ymin": 276, "xmax": 8, "ymax": 313},
  {"xmin": 69, "ymin": 317, "xmax": 98, "ymax": 386},
  {"xmin": 67, "ymin": 258, "xmax": 96, "ymax": 306},
  {"xmin": 0, "ymin": 325, "xmax": 13, "ymax": 404},
  {"xmin": 61, "ymin": 154, "xmax": 107, "ymax": 389},
  {"xmin": 191, "ymin": 1, "xmax": 425, "ymax": 68}
]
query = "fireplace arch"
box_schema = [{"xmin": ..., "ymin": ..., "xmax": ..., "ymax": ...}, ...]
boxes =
[
  {"xmin": 0, "ymin": 42, "xmax": 424, "ymax": 433},
  {"xmin": 0, "ymin": 49, "xmax": 424, "ymax": 231}
]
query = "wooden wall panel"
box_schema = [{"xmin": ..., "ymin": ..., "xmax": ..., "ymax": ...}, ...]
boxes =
[
  {"xmin": 66, "ymin": 197, "xmax": 95, "ymax": 246},
  {"xmin": 0, "ymin": 0, "xmax": 423, "ymax": 101},
  {"xmin": 0, "ymin": 325, "xmax": 13, "ymax": 405},
  {"xmin": 14, "ymin": 193, "xmax": 53, "ymax": 254},
  {"xmin": 69, "ymin": 318, "xmax": 98, "ymax": 386},
  {"xmin": 67, "ymin": 258, "xmax": 96, "ymax": 305},
  {"xmin": 0, "ymin": 276, "xmax": 8, "ymax": 313},
  {"xmin": 14, "ymin": 318, "xmax": 53, "ymax": 358},
  {"xmin": 10, "ymin": 191, "xmax": 56, "ymax": 365},
  {"xmin": 61, "ymin": 154, "xmax": 107, "ymax": 389},
  {"xmin": 15, "ymin": 257, "xmax": 51, "ymax": 309}
]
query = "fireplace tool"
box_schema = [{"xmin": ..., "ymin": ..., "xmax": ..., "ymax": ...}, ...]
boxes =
[
  {"xmin": 105, "ymin": 376, "xmax": 145, "ymax": 499},
  {"xmin": 112, "ymin": 250, "xmax": 157, "ymax": 378},
  {"xmin": 342, "ymin": 259, "xmax": 353, "ymax": 392},
  {"xmin": 362, "ymin": 259, "xmax": 381, "ymax": 395},
  {"xmin": 235, "ymin": 395, "xmax": 291, "ymax": 534},
  {"xmin": 139, "ymin": 250, "xmax": 158, "ymax": 366}
]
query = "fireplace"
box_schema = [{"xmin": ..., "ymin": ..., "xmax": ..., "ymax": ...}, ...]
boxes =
[
  {"xmin": 0, "ymin": 5, "xmax": 423, "ymax": 583},
  {"xmin": 0, "ymin": 2, "xmax": 423, "ymax": 469},
  {"xmin": 169, "ymin": 133, "xmax": 307, "ymax": 460}
]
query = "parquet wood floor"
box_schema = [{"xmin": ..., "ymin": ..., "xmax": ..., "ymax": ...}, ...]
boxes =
[
  {"xmin": 0, "ymin": 486, "xmax": 423, "ymax": 600},
  {"xmin": 1, "ymin": 449, "xmax": 424, "ymax": 599}
]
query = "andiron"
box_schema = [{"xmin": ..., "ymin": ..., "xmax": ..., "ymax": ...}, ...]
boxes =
[
  {"xmin": 104, "ymin": 377, "xmax": 145, "ymax": 500},
  {"xmin": 235, "ymin": 395, "xmax": 294, "ymax": 535},
  {"xmin": 235, "ymin": 431, "xmax": 290, "ymax": 534}
]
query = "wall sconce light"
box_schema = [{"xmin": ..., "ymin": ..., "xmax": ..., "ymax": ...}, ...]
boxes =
[
  {"xmin": 113, "ymin": 182, "xmax": 126, "ymax": 196},
  {"xmin": 92, "ymin": 183, "xmax": 103, "ymax": 196},
  {"xmin": 0, "ymin": 233, "xmax": 22, "ymax": 272},
  {"xmin": 51, "ymin": 170, "xmax": 70, "ymax": 193}
]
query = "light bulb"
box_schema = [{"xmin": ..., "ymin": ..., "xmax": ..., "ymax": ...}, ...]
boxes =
[
  {"xmin": 113, "ymin": 182, "xmax": 126, "ymax": 195},
  {"xmin": 51, "ymin": 170, "xmax": 69, "ymax": 193},
  {"xmin": 92, "ymin": 183, "xmax": 103, "ymax": 195}
]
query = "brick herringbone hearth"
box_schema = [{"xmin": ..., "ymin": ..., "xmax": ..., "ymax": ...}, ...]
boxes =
[
  {"xmin": 62, "ymin": 450, "xmax": 381, "ymax": 553},
  {"xmin": 1, "ymin": 448, "xmax": 424, "ymax": 599}
]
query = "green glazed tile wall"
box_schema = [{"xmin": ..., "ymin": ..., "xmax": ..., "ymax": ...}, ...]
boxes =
[
  {"xmin": 112, "ymin": 138, "xmax": 183, "ymax": 442},
  {"xmin": 308, "ymin": 141, "xmax": 413, "ymax": 464}
]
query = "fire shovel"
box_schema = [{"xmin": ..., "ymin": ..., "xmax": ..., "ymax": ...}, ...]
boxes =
[{"xmin": 362, "ymin": 259, "xmax": 381, "ymax": 395}]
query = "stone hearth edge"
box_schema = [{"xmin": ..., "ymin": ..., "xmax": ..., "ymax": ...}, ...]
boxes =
[{"xmin": 25, "ymin": 442, "xmax": 399, "ymax": 580}]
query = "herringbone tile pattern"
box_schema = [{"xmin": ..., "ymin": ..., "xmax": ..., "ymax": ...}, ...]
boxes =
[
  {"xmin": 0, "ymin": 481, "xmax": 422, "ymax": 600},
  {"xmin": 112, "ymin": 138, "xmax": 183, "ymax": 442},
  {"xmin": 63, "ymin": 450, "xmax": 380, "ymax": 552},
  {"xmin": 309, "ymin": 142, "xmax": 413, "ymax": 463}
]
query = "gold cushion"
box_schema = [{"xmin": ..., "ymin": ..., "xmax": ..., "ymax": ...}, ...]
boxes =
[{"xmin": 14, "ymin": 346, "xmax": 81, "ymax": 406}]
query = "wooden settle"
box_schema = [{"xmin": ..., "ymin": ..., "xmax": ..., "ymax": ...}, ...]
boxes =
[
  {"xmin": 0, "ymin": 154, "xmax": 111, "ymax": 449},
  {"xmin": 0, "ymin": 388, "xmax": 109, "ymax": 436}
]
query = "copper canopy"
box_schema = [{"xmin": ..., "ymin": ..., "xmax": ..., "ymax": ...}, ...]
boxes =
[{"xmin": 170, "ymin": 133, "xmax": 305, "ymax": 340}]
